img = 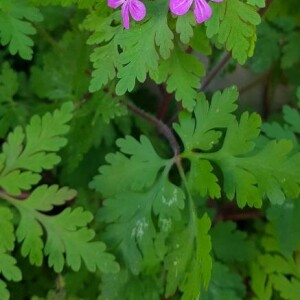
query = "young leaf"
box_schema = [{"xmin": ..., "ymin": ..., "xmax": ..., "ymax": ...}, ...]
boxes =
[
  {"xmin": 90, "ymin": 135, "xmax": 168, "ymax": 197},
  {"xmin": 0, "ymin": 207, "xmax": 15, "ymax": 252},
  {"xmin": 115, "ymin": 0, "xmax": 174, "ymax": 95},
  {"xmin": 0, "ymin": 280, "xmax": 9, "ymax": 300},
  {"xmin": 176, "ymin": 12, "xmax": 196, "ymax": 44},
  {"xmin": 270, "ymin": 275, "xmax": 300, "ymax": 300},
  {"xmin": 283, "ymin": 104, "xmax": 300, "ymax": 133},
  {"xmin": 0, "ymin": 102, "xmax": 74, "ymax": 195},
  {"xmin": 0, "ymin": 251, "xmax": 22, "ymax": 282},
  {"xmin": 211, "ymin": 221, "xmax": 255, "ymax": 262},
  {"xmin": 151, "ymin": 44, "xmax": 205, "ymax": 111},
  {"xmin": 174, "ymin": 87, "xmax": 238, "ymax": 151},
  {"xmin": 0, "ymin": 0, "xmax": 43, "ymax": 59},
  {"xmin": 250, "ymin": 224, "xmax": 300, "ymax": 300},
  {"xmin": 0, "ymin": 207, "xmax": 22, "ymax": 286},
  {"xmin": 0, "ymin": 62, "xmax": 18, "ymax": 103},
  {"xmin": 202, "ymin": 261, "xmax": 246, "ymax": 300},
  {"xmin": 267, "ymin": 200, "xmax": 300, "ymax": 254},
  {"xmin": 249, "ymin": 21, "xmax": 281, "ymax": 73},
  {"xmin": 281, "ymin": 32, "xmax": 300, "ymax": 69},
  {"xmin": 206, "ymin": 0, "xmax": 261, "ymax": 64}
]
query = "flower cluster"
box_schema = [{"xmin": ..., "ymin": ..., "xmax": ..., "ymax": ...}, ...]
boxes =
[{"xmin": 108, "ymin": 0, "xmax": 223, "ymax": 29}]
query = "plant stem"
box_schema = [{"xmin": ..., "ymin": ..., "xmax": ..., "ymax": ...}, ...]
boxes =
[
  {"xmin": 201, "ymin": 52, "xmax": 232, "ymax": 92},
  {"xmin": 259, "ymin": 0, "xmax": 273, "ymax": 15},
  {"xmin": 33, "ymin": 23, "xmax": 61, "ymax": 50},
  {"xmin": 157, "ymin": 85, "xmax": 173, "ymax": 121},
  {"xmin": 120, "ymin": 100, "xmax": 181, "ymax": 156},
  {"xmin": 0, "ymin": 190, "xmax": 19, "ymax": 203},
  {"xmin": 200, "ymin": 0, "xmax": 273, "ymax": 93}
]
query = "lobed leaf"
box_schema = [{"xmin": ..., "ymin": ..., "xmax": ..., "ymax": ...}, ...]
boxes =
[
  {"xmin": 0, "ymin": 102, "xmax": 74, "ymax": 195},
  {"xmin": 0, "ymin": 0, "xmax": 43, "ymax": 59},
  {"xmin": 90, "ymin": 135, "xmax": 168, "ymax": 197},
  {"xmin": 12, "ymin": 185, "xmax": 119, "ymax": 273},
  {"xmin": 176, "ymin": 88, "xmax": 300, "ymax": 207},
  {"xmin": 98, "ymin": 178, "xmax": 185, "ymax": 274},
  {"xmin": 206, "ymin": 0, "xmax": 261, "ymax": 64}
]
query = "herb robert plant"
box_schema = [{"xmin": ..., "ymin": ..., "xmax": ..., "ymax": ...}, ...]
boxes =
[{"xmin": 108, "ymin": 0, "xmax": 223, "ymax": 29}]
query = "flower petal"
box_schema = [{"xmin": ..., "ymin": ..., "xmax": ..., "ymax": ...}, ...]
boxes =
[
  {"xmin": 121, "ymin": 1, "xmax": 130, "ymax": 29},
  {"xmin": 129, "ymin": 0, "xmax": 146, "ymax": 22},
  {"xmin": 169, "ymin": 0, "xmax": 193, "ymax": 16},
  {"xmin": 108, "ymin": 0, "xmax": 124, "ymax": 9},
  {"xmin": 193, "ymin": 0, "xmax": 212, "ymax": 23}
]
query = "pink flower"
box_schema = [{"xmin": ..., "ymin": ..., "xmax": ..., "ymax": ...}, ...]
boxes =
[
  {"xmin": 108, "ymin": 0, "xmax": 146, "ymax": 29},
  {"xmin": 169, "ymin": 0, "xmax": 223, "ymax": 24}
]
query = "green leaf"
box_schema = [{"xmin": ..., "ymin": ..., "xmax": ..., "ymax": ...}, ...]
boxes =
[
  {"xmin": 0, "ymin": 207, "xmax": 22, "ymax": 284},
  {"xmin": 188, "ymin": 158, "xmax": 221, "ymax": 198},
  {"xmin": 100, "ymin": 270, "xmax": 162, "ymax": 300},
  {"xmin": 0, "ymin": 280, "xmax": 9, "ymax": 300},
  {"xmin": 30, "ymin": 31, "xmax": 91, "ymax": 101},
  {"xmin": 0, "ymin": 207, "xmax": 15, "ymax": 251},
  {"xmin": 115, "ymin": 0, "xmax": 174, "ymax": 95},
  {"xmin": 164, "ymin": 227, "xmax": 194, "ymax": 297},
  {"xmin": 99, "ymin": 177, "xmax": 185, "ymax": 274},
  {"xmin": 176, "ymin": 88, "xmax": 300, "ymax": 207},
  {"xmin": 214, "ymin": 116, "xmax": 300, "ymax": 207},
  {"xmin": 44, "ymin": 207, "xmax": 119, "ymax": 273},
  {"xmin": 250, "ymin": 262, "xmax": 272, "ymax": 300},
  {"xmin": 267, "ymin": 200, "xmax": 300, "ymax": 254},
  {"xmin": 211, "ymin": 221, "xmax": 255, "ymax": 262},
  {"xmin": 281, "ymin": 32, "xmax": 300, "ymax": 69},
  {"xmin": 283, "ymin": 105, "xmax": 300, "ymax": 133},
  {"xmin": 0, "ymin": 102, "xmax": 74, "ymax": 195},
  {"xmin": 176, "ymin": 12, "xmax": 196, "ymax": 44},
  {"xmin": 174, "ymin": 87, "xmax": 238, "ymax": 151},
  {"xmin": 249, "ymin": 21, "xmax": 280, "ymax": 73},
  {"xmin": 82, "ymin": 10, "xmax": 121, "ymax": 92},
  {"xmin": 0, "ymin": 62, "xmax": 18, "ymax": 103},
  {"xmin": 250, "ymin": 224, "xmax": 300, "ymax": 300},
  {"xmin": 262, "ymin": 122, "xmax": 297, "ymax": 144},
  {"xmin": 31, "ymin": 0, "xmax": 97, "ymax": 8},
  {"xmin": 206, "ymin": 0, "xmax": 261, "ymax": 64},
  {"xmin": 90, "ymin": 135, "xmax": 168, "ymax": 197},
  {"xmin": 84, "ymin": 0, "xmax": 173, "ymax": 94},
  {"xmin": 270, "ymin": 274, "xmax": 300, "ymax": 300},
  {"xmin": 247, "ymin": 0, "xmax": 266, "ymax": 8},
  {"xmin": 151, "ymin": 45, "xmax": 205, "ymax": 111},
  {"xmin": 0, "ymin": 250, "xmax": 22, "ymax": 282},
  {"xmin": 202, "ymin": 261, "xmax": 246, "ymax": 300},
  {"xmin": 180, "ymin": 214, "xmax": 212, "ymax": 300},
  {"xmin": 12, "ymin": 184, "xmax": 119, "ymax": 273},
  {"xmin": 0, "ymin": 0, "xmax": 43, "ymax": 59}
]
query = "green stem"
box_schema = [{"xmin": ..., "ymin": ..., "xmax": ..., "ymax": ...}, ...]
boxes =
[
  {"xmin": 33, "ymin": 23, "xmax": 61, "ymax": 50},
  {"xmin": 175, "ymin": 156, "xmax": 197, "ymax": 232},
  {"xmin": 120, "ymin": 99, "xmax": 181, "ymax": 156},
  {"xmin": 201, "ymin": 52, "xmax": 231, "ymax": 92},
  {"xmin": 0, "ymin": 190, "xmax": 18, "ymax": 204},
  {"xmin": 180, "ymin": 150, "xmax": 220, "ymax": 162}
]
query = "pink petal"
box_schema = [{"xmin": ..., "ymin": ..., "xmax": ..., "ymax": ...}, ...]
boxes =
[
  {"xmin": 128, "ymin": 0, "xmax": 146, "ymax": 22},
  {"xmin": 108, "ymin": 0, "xmax": 124, "ymax": 9},
  {"xmin": 121, "ymin": 1, "xmax": 130, "ymax": 29},
  {"xmin": 193, "ymin": 0, "xmax": 212, "ymax": 23},
  {"xmin": 169, "ymin": 0, "xmax": 193, "ymax": 16}
]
